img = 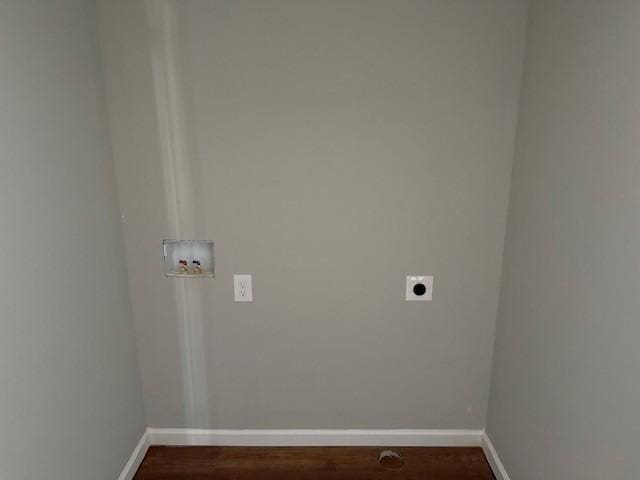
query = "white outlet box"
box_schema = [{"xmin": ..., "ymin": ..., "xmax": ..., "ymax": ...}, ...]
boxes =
[
  {"xmin": 162, "ymin": 239, "xmax": 214, "ymax": 278},
  {"xmin": 406, "ymin": 275, "xmax": 433, "ymax": 301},
  {"xmin": 234, "ymin": 274, "xmax": 253, "ymax": 302}
]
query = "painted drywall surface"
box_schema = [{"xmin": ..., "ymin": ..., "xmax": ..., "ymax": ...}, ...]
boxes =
[
  {"xmin": 0, "ymin": 1, "xmax": 146, "ymax": 478},
  {"xmin": 486, "ymin": 0, "xmax": 640, "ymax": 478},
  {"xmin": 97, "ymin": 0, "xmax": 187, "ymax": 427},
  {"xmin": 177, "ymin": 0, "xmax": 529, "ymax": 428}
]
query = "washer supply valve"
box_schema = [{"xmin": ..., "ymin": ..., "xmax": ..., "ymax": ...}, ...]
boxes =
[
  {"xmin": 178, "ymin": 259, "xmax": 189, "ymax": 274},
  {"xmin": 192, "ymin": 259, "xmax": 202, "ymax": 275}
]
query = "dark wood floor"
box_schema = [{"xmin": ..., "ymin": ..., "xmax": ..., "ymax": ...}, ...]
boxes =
[{"xmin": 134, "ymin": 446, "xmax": 495, "ymax": 479}]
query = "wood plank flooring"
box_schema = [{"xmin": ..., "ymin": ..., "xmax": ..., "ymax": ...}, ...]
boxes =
[{"xmin": 134, "ymin": 446, "xmax": 495, "ymax": 479}]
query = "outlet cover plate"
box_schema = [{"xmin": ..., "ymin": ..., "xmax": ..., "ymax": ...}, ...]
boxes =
[
  {"xmin": 406, "ymin": 275, "xmax": 433, "ymax": 301},
  {"xmin": 234, "ymin": 274, "xmax": 253, "ymax": 302}
]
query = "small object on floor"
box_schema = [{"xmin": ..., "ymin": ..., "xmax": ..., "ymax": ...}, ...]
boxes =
[{"xmin": 378, "ymin": 449, "xmax": 404, "ymax": 470}]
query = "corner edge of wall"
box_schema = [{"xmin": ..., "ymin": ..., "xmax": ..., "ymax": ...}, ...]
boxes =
[
  {"xmin": 481, "ymin": 432, "xmax": 511, "ymax": 480},
  {"xmin": 117, "ymin": 428, "xmax": 150, "ymax": 480}
]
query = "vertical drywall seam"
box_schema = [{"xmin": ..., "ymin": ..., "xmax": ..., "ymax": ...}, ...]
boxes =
[{"xmin": 145, "ymin": 0, "xmax": 210, "ymax": 428}]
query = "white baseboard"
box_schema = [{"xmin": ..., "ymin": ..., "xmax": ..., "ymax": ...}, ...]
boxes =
[
  {"xmin": 481, "ymin": 433, "xmax": 510, "ymax": 480},
  {"xmin": 117, "ymin": 429, "xmax": 150, "ymax": 480},
  {"xmin": 147, "ymin": 428, "xmax": 483, "ymax": 447}
]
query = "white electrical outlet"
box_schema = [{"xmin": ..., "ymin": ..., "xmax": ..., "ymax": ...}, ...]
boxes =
[
  {"xmin": 406, "ymin": 275, "xmax": 433, "ymax": 301},
  {"xmin": 234, "ymin": 274, "xmax": 253, "ymax": 302}
]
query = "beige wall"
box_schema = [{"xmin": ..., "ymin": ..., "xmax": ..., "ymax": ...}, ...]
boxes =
[
  {"xmin": 486, "ymin": 0, "xmax": 640, "ymax": 478},
  {"xmin": 0, "ymin": 0, "xmax": 146, "ymax": 478},
  {"xmin": 100, "ymin": 0, "xmax": 529, "ymax": 429}
]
